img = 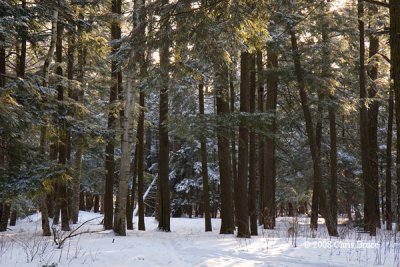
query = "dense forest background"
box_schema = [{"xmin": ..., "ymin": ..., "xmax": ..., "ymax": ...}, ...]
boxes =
[{"xmin": 0, "ymin": 0, "xmax": 399, "ymax": 238}]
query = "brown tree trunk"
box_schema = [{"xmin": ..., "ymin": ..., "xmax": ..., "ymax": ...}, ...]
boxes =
[
  {"xmin": 358, "ymin": 0, "xmax": 377, "ymax": 235},
  {"xmin": 104, "ymin": 0, "xmax": 122, "ymax": 230},
  {"xmin": 389, "ymin": 0, "xmax": 400, "ymax": 232},
  {"xmin": 263, "ymin": 48, "xmax": 278, "ymax": 229},
  {"xmin": 157, "ymin": 0, "xmax": 171, "ymax": 232},
  {"xmin": 237, "ymin": 52, "xmax": 250, "ymax": 238},
  {"xmin": 256, "ymin": 50, "xmax": 264, "ymax": 226},
  {"xmin": 367, "ymin": 4, "xmax": 381, "ymax": 229},
  {"xmin": 216, "ymin": 64, "xmax": 235, "ymax": 234},
  {"xmin": 385, "ymin": 86, "xmax": 393, "ymax": 230},
  {"xmin": 199, "ymin": 83, "xmax": 212, "ymax": 232},
  {"xmin": 248, "ymin": 53, "xmax": 257, "ymax": 236},
  {"xmin": 137, "ymin": 0, "xmax": 146, "ymax": 231},
  {"xmin": 0, "ymin": 203, "xmax": 10, "ymax": 231},
  {"xmin": 56, "ymin": 19, "xmax": 70, "ymax": 232},
  {"xmin": 230, "ymin": 76, "xmax": 238, "ymax": 228},
  {"xmin": 289, "ymin": 27, "xmax": 338, "ymax": 237}
]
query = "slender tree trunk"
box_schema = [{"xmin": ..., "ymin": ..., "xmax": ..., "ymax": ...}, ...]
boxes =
[
  {"xmin": 389, "ymin": 0, "xmax": 400, "ymax": 232},
  {"xmin": 127, "ymin": 144, "xmax": 138, "ymax": 230},
  {"xmin": 157, "ymin": 0, "xmax": 171, "ymax": 232},
  {"xmin": 56, "ymin": 19, "xmax": 70, "ymax": 232},
  {"xmin": 289, "ymin": 26, "xmax": 338, "ymax": 237},
  {"xmin": 113, "ymin": 71, "xmax": 135, "ymax": 236},
  {"xmin": 104, "ymin": 0, "xmax": 122, "ymax": 230},
  {"xmin": 311, "ymin": 93, "xmax": 323, "ymax": 231},
  {"xmin": 358, "ymin": 0, "xmax": 376, "ymax": 235},
  {"xmin": 137, "ymin": 0, "xmax": 146, "ymax": 231},
  {"xmin": 385, "ymin": 86, "xmax": 393, "ymax": 230},
  {"xmin": 248, "ymin": 53, "xmax": 257, "ymax": 236},
  {"xmin": 263, "ymin": 48, "xmax": 278, "ymax": 229},
  {"xmin": 230, "ymin": 76, "xmax": 238, "ymax": 227},
  {"xmin": 367, "ymin": 4, "xmax": 381, "ymax": 229},
  {"xmin": 237, "ymin": 52, "xmax": 250, "ymax": 238},
  {"xmin": 137, "ymin": 91, "xmax": 146, "ymax": 231},
  {"xmin": 216, "ymin": 63, "xmax": 235, "ymax": 234},
  {"xmin": 256, "ymin": 50, "xmax": 264, "ymax": 226},
  {"xmin": 9, "ymin": 209, "xmax": 16, "ymax": 226},
  {"xmin": 199, "ymin": 83, "xmax": 212, "ymax": 232}
]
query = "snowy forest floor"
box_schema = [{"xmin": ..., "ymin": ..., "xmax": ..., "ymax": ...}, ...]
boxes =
[{"xmin": 0, "ymin": 212, "xmax": 399, "ymax": 267}]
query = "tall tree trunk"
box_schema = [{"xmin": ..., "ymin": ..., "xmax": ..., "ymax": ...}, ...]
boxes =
[
  {"xmin": 56, "ymin": 19, "xmax": 70, "ymax": 232},
  {"xmin": 385, "ymin": 86, "xmax": 393, "ymax": 230},
  {"xmin": 199, "ymin": 83, "xmax": 212, "ymax": 232},
  {"xmin": 256, "ymin": 50, "xmax": 264, "ymax": 226},
  {"xmin": 358, "ymin": 0, "xmax": 376, "ymax": 235},
  {"xmin": 157, "ymin": 0, "xmax": 171, "ymax": 232},
  {"xmin": 71, "ymin": 12, "xmax": 86, "ymax": 224},
  {"xmin": 322, "ymin": 12, "xmax": 338, "ymax": 231},
  {"xmin": 289, "ymin": 27, "xmax": 338, "ymax": 237},
  {"xmin": 137, "ymin": 0, "xmax": 146, "ymax": 231},
  {"xmin": 230, "ymin": 76, "xmax": 238, "ymax": 227},
  {"xmin": 113, "ymin": 69, "xmax": 135, "ymax": 236},
  {"xmin": 389, "ymin": 0, "xmax": 400, "ymax": 233},
  {"xmin": 104, "ymin": 0, "xmax": 122, "ymax": 230},
  {"xmin": 367, "ymin": 4, "xmax": 381, "ymax": 229},
  {"xmin": 137, "ymin": 91, "xmax": 145, "ymax": 231},
  {"xmin": 216, "ymin": 63, "xmax": 235, "ymax": 234},
  {"xmin": 263, "ymin": 47, "xmax": 278, "ymax": 229},
  {"xmin": 248, "ymin": 53, "xmax": 257, "ymax": 236},
  {"xmin": 237, "ymin": 52, "xmax": 250, "ymax": 238}
]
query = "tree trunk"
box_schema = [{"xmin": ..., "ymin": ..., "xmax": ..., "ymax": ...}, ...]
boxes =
[
  {"xmin": 56, "ymin": 18, "xmax": 70, "ymax": 232},
  {"xmin": 358, "ymin": 0, "xmax": 377, "ymax": 235},
  {"xmin": 389, "ymin": 0, "xmax": 400, "ymax": 232},
  {"xmin": 216, "ymin": 63, "xmax": 235, "ymax": 234},
  {"xmin": 104, "ymin": 0, "xmax": 122, "ymax": 230},
  {"xmin": 137, "ymin": 0, "xmax": 146, "ymax": 231},
  {"xmin": 230, "ymin": 76, "xmax": 238, "ymax": 228},
  {"xmin": 256, "ymin": 50, "xmax": 264, "ymax": 226},
  {"xmin": 248, "ymin": 53, "xmax": 258, "ymax": 236},
  {"xmin": 113, "ymin": 69, "xmax": 135, "ymax": 236},
  {"xmin": 289, "ymin": 27, "xmax": 338, "ymax": 237},
  {"xmin": 367, "ymin": 4, "xmax": 381, "ymax": 229},
  {"xmin": 237, "ymin": 52, "xmax": 250, "ymax": 238},
  {"xmin": 385, "ymin": 86, "xmax": 393, "ymax": 230},
  {"xmin": 9, "ymin": 209, "xmax": 16, "ymax": 226},
  {"xmin": 0, "ymin": 203, "xmax": 10, "ymax": 231},
  {"xmin": 157, "ymin": 0, "xmax": 171, "ymax": 232},
  {"xmin": 199, "ymin": 83, "xmax": 212, "ymax": 232},
  {"xmin": 263, "ymin": 47, "xmax": 278, "ymax": 229}
]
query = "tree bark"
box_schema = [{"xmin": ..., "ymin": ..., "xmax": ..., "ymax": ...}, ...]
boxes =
[
  {"xmin": 385, "ymin": 86, "xmax": 393, "ymax": 230},
  {"xmin": 256, "ymin": 50, "xmax": 264, "ymax": 226},
  {"xmin": 114, "ymin": 69, "xmax": 135, "ymax": 236},
  {"xmin": 157, "ymin": 0, "xmax": 171, "ymax": 232},
  {"xmin": 263, "ymin": 47, "xmax": 278, "ymax": 229},
  {"xmin": 56, "ymin": 18, "xmax": 70, "ymax": 232},
  {"xmin": 216, "ymin": 63, "xmax": 235, "ymax": 234},
  {"xmin": 104, "ymin": 0, "xmax": 122, "ymax": 230},
  {"xmin": 199, "ymin": 83, "xmax": 212, "ymax": 232},
  {"xmin": 389, "ymin": 0, "xmax": 400, "ymax": 232},
  {"xmin": 248, "ymin": 53, "xmax": 258, "ymax": 236},
  {"xmin": 367, "ymin": 4, "xmax": 381, "ymax": 229},
  {"xmin": 358, "ymin": 0, "xmax": 377, "ymax": 235},
  {"xmin": 237, "ymin": 52, "xmax": 250, "ymax": 238}
]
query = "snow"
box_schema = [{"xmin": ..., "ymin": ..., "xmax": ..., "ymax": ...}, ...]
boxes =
[{"xmin": 0, "ymin": 212, "xmax": 399, "ymax": 267}]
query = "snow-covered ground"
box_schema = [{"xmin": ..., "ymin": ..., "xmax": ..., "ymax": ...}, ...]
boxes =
[{"xmin": 0, "ymin": 212, "xmax": 399, "ymax": 267}]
